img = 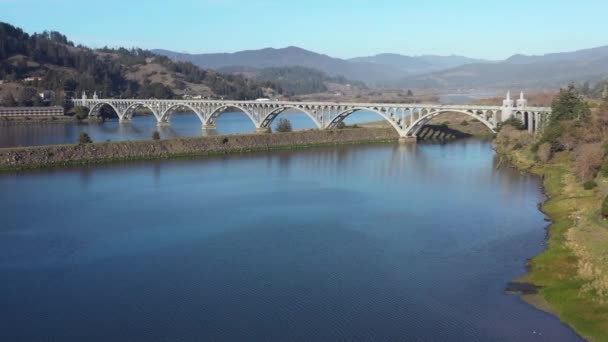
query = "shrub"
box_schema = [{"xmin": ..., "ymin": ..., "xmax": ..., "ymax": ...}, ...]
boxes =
[
  {"xmin": 152, "ymin": 131, "xmax": 161, "ymax": 140},
  {"xmin": 583, "ymin": 180, "xmax": 597, "ymax": 190},
  {"xmin": 276, "ymin": 118, "xmax": 292, "ymax": 132},
  {"xmin": 74, "ymin": 106, "xmax": 89, "ymax": 121},
  {"xmin": 78, "ymin": 132, "xmax": 92, "ymax": 144},
  {"xmin": 602, "ymin": 195, "xmax": 608, "ymax": 219},
  {"xmin": 336, "ymin": 121, "xmax": 346, "ymax": 129},
  {"xmin": 461, "ymin": 120, "xmax": 469, "ymax": 126},
  {"xmin": 574, "ymin": 143, "xmax": 604, "ymax": 180},
  {"xmin": 352, "ymin": 124, "xmax": 359, "ymax": 128},
  {"xmin": 539, "ymin": 122, "xmax": 567, "ymax": 151},
  {"xmin": 536, "ymin": 142, "xmax": 552, "ymax": 163},
  {"xmin": 440, "ymin": 121, "xmax": 450, "ymax": 127},
  {"xmin": 500, "ymin": 117, "xmax": 525, "ymax": 130},
  {"xmin": 513, "ymin": 143, "xmax": 523, "ymax": 150},
  {"xmin": 495, "ymin": 125, "xmax": 534, "ymax": 151},
  {"xmin": 600, "ymin": 161, "xmax": 608, "ymax": 177}
]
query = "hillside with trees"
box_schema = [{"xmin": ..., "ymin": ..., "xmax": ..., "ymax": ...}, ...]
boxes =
[
  {"xmin": 494, "ymin": 86, "xmax": 608, "ymax": 341},
  {"xmin": 221, "ymin": 65, "xmax": 367, "ymax": 95},
  {"xmin": 0, "ymin": 22, "xmax": 278, "ymax": 107}
]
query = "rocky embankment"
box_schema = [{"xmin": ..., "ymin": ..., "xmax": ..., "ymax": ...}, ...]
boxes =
[{"xmin": 0, "ymin": 128, "xmax": 399, "ymax": 170}]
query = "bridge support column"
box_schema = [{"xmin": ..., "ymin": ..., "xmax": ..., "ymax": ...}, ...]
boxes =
[
  {"xmin": 157, "ymin": 121, "xmax": 170, "ymax": 127},
  {"xmin": 202, "ymin": 124, "xmax": 217, "ymax": 130},
  {"xmin": 399, "ymin": 136, "xmax": 417, "ymax": 144},
  {"xmin": 119, "ymin": 117, "xmax": 131, "ymax": 123},
  {"xmin": 256, "ymin": 127, "xmax": 270, "ymax": 133}
]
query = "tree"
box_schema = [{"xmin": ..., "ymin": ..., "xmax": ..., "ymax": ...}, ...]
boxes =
[
  {"xmin": 16, "ymin": 87, "xmax": 39, "ymax": 106},
  {"xmin": 78, "ymin": 132, "xmax": 92, "ymax": 144},
  {"xmin": 550, "ymin": 84, "xmax": 590, "ymax": 124},
  {"xmin": 499, "ymin": 117, "xmax": 525, "ymax": 130},
  {"xmin": 275, "ymin": 118, "xmax": 292, "ymax": 132},
  {"xmin": 74, "ymin": 106, "xmax": 89, "ymax": 121},
  {"xmin": 603, "ymin": 85, "xmax": 608, "ymax": 99},
  {"xmin": 406, "ymin": 89, "xmax": 414, "ymax": 97},
  {"xmin": 152, "ymin": 131, "xmax": 161, "ymax": 140},
  {"xmin": 1, "ymin": 92, "xmax": 16, "ymax": 107}
]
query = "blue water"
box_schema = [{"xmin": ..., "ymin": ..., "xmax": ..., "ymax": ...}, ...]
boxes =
[
  {"xmin": 0, "ymin": 139, "xmax": 580, "ymax": 341},
  {"xmin": 0, "ymin": 110, "xmax": 383, "ymax": 148}
]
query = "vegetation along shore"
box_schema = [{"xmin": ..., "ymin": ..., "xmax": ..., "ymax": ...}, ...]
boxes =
[{"xmin": 496, "ymin": 86, "xmax": 608, "ymax": 341}]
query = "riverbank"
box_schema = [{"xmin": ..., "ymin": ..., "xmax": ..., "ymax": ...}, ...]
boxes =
[
  {"xmin": 496, "ymin": 127, "xmax": 608, "ymax": 341},
  {"xmin": 0, "ymin": 115, "xmax": 76, "ymax": 126},
  {"xmin": 0, "ymin": 127, "xmax": 399, "ymax": 171}
]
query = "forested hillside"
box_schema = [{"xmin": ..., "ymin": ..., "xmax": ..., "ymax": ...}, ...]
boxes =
[
  {"xmin": 0, "ymin": 22, "xmax": 277, "ymax": 106},
  {"xmin": 221, "ymin": 65, "xmax": 367, "ymax": 95}
]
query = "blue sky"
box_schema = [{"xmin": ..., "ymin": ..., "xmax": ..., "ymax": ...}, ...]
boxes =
[{"xmin": 2, "ymin": 0, "xmax": 607, "ymax": 59}]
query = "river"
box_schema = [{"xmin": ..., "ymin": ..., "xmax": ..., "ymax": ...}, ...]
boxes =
[
  {"xmin": 0, "ymin": 139, "xmax": 580, "ymax": 341},
  {"xmin": 0, "ymin": 111, "xmax": 382, "ymax": 148}
]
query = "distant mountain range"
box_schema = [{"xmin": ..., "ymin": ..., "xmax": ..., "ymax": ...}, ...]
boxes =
[
  {"xmin": 348, "ymin": 53, "xmax": 487, "ymax": 74},
  {"xmin": 152, "ymin": 47, "xmax": 484, "ymax": 85},
  {"xmin": 154, "ymin": 47, "xmax": 406, "ymax": 84},
  {"xmin": 398, "ymin": 45, "xmax": 608, "ymax": 89},
  {"xmin": 154, "ymin": 45, "xmax": 608, "ymax": 89}
]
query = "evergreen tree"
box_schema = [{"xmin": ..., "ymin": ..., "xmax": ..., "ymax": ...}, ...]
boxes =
[{"xmin": 550, "ymin": 84, "xmax": 590, "ymax": 124}]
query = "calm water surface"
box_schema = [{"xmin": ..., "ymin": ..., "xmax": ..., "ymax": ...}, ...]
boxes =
[
  {"xmin": 0, "ymin": 139, "xmax": 580, "ymax": 341},
  {"xmin": 0, "ymin": 110, "xmax": 382, "ymax": 148}
]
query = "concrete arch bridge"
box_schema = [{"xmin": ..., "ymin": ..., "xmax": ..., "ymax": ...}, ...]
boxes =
[{"xmin": 71, "ymin": 92, "xmax": 550, "ymax": 141}]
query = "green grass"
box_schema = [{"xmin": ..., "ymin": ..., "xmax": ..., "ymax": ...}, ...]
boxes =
[{"xmin": 509, "ymin": 152, "xmax": 608, "ymax": 341}]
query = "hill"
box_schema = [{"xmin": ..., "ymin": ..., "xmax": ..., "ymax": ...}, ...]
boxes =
[
  {"xmin": 218, "ymin": 65, "xmax": 367, "ymax": 96},
  {"xmin": 153, "ymin": 46, "xmax": 406, "ymax": 84},
  {"xmin": 0, "ymin": 22, "xmax": 277, "ymax": 106},
  {"xmin": 348, "ymin": 54, "xmax": 486, "ymax": 74},
  {"xmin": 396, "ymin": 45, "xmax": 608, "ymax": 89},
  {"xmin": 154, "ymin": 47, "xmax": 487, "ymax": 85}
]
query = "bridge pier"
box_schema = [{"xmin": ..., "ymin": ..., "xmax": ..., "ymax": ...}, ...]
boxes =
[
  {"xmin": 119, "ymin": 117, "xmax": 131, "ymax": 123},
  {"xmin": 156, "ymin": 121, "xmax": 170, "ymax": 127},
  {"xmin": 256, "ymin": 127, "xmax": 271, "ymax": 133},
  {"xmin": 202, "ymin": 124, "xmax": 217, "ymax": 130},
  {"xmin": 399, "ymin": 136, "xmax": 417, "ymax": 144}
]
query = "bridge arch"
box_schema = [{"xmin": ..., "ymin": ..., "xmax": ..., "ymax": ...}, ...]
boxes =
[
  {"xmin": 88, "ymin": 101, "xmax": 122, "ymax": 119},
  {"xmin": 405, "ymin": 109, "xmax": 497, "ymax": 137},
  {"xmin": 207, "ymin": 105, "xmax": 258, "ymax": 127},
  {"xmin": 327, "ymin": 107, "xmax": 404, "ymax": 134},
  {"xmin": 159, "ymin": 103, "xmax": 204, "ymax": 124},
  {"xmin": 122, "ymin": 102, "xmax": 161, "ymax": 121},
  {"xmin": 260, "ymin": 105, "xmax": 323, "ymax": 129}
]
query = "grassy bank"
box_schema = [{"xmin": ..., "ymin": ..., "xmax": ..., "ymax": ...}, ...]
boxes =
[
  {"xmin": 0, "ymin": 128, "xmax": 399, "ymax": 172},
  {"xmin": 497, "ymin": 132, "xmax": 608, "ymax": 341}
]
